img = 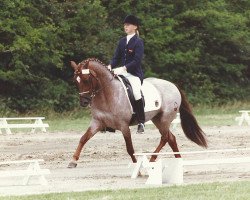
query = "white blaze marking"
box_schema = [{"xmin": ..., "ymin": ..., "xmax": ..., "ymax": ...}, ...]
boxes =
[{"xmin": 76, "ymin": 76, "xmax": 81, "ymax": 83}]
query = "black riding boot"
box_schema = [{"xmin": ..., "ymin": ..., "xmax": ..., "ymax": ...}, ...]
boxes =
[{"xmin": 135, "ymin": 98, "xmax": 145, "ymax": 134}]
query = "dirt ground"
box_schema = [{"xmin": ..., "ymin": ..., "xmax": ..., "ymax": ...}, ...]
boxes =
[{"xmin": 0, "ymin": 124, "xmax": 250, "ymax": 196}]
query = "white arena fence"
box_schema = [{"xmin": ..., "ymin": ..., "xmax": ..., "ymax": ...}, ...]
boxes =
[
  {"xmin": 0, "ymin": 117, "xmax": 49, "ymax": 134},
  {"xmin": 0, "ymin": 159, "xmax": 50, "ymax": 186},
  {"xmin": 130, "ymin": 148, "xmax": 250, "ymax": 185}
]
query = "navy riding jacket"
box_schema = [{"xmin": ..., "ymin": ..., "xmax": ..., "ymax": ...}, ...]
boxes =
[{"xmin": 110, "ymin": 35, "xmax": 144, "ymax": 82}]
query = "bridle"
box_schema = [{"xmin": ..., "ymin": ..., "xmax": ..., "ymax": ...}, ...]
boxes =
[
  {"xmin": 74, "ymin": 69, "xmax": 99, "ymax": 99},
  {"xmin": 74, "ymin": 61, "xmax": 114, "ymax": 100}
]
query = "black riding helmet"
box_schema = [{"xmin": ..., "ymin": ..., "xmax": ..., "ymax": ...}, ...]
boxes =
[{"xmin": 123, "ymin": 15, "xmax": 139, "ymax": 27}]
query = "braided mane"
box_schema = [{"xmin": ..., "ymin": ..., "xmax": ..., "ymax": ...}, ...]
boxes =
[{"xmin": 80, "ymin": 58, "xmax": 107, "ymax": 69}]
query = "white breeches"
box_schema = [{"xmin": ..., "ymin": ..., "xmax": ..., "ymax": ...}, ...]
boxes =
[{"xmin": 123, "ymin": 73, "xmax": 142, "ymax": 100}]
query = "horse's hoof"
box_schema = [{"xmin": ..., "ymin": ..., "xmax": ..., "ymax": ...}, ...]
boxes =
[{"xmin": 68, "ymin": 161, "xmax": 77, "ymax": 168}]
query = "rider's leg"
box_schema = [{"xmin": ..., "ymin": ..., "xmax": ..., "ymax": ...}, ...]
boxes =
[
  {"xmin": 135, "ymin": 98, "xmax": 145, "ymax": 133},
  {"xmin": 126, "ymin": 75, "xmax": 145, "ymax": 134}
]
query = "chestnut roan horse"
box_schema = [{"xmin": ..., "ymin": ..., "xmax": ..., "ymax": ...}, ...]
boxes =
[{"xmin": 68, "ymin": 58, "xmax": 207, "ymax": 168}]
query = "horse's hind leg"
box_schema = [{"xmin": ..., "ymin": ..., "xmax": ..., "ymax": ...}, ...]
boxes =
[
  {"xmin": 150, "ymin": 115, "xmax": 181, "ymax": 162},
  {"xmin": 122, "ymin": 127, "xmax": 137, "ymax": 163},
  {"xmin": 168, "ymin": 130, "xmax": 181, "ymax": 158},
  {"xmin": 149, "ymin": 129, "xmax": 181, "ymax": 162},
  {"xmin": 149, "ymin": 133, "xmax": 168, "ymax": 162}
]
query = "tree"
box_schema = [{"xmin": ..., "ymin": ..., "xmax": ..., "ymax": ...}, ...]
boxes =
[
  {"xmin": 0, "ymin": 0, "xmax": 113, "ymax": 112},
  {"xmin": 0, "ymin": 0, "xmax": 249, "ymax": 113}
]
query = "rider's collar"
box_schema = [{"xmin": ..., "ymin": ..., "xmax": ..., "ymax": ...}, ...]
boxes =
[{"xmin": 126, "ymin": 33, "xmax": 135, "ymax": 44}]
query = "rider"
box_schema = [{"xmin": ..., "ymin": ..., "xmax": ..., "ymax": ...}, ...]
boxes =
[{"xmin": 107, "ymin": 15, "xmax": 145, "ymax": 134}]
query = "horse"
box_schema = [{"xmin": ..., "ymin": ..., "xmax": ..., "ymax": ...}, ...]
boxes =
[{"xmin": 68, "ymin": 58, "xmax": 207, "ymax": 168}]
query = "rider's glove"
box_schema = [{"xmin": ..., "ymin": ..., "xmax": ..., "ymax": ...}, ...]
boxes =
[
  {"xmin": 107, "ymin": 65, "xmax": 112, "ymax": 71},
  {"xmin": 113, "ymin": 66, "xmax": 127, "ymax": 75}
]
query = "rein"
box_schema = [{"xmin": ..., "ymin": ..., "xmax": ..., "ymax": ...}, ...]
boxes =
[{"xmin": 90, "ymin": 74, "xmax": 114, "ymax": 98}]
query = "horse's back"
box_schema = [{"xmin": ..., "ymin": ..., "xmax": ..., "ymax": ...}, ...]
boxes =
[{"xmin": 144, "ymin": 78, "xmax": 181, "ymax": 113}]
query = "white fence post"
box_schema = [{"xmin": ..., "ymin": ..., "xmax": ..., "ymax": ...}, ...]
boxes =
[
  {"xmin": 131, "ymin": 148, "xmax": 250, "ymax": 185},
  {"xmin": 0, "ymin": 118, "xmax": 12, "ymax": 134}
]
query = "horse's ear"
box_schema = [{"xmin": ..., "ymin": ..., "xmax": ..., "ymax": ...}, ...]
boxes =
[{"xmin": 70, "ymin": 61, "xmax": 78, "ymax": 71}]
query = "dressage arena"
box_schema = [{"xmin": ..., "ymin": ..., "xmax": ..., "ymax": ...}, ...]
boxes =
[{"xmin": 0, "ymin": 125, "xmax": 249, "ymax": 196}]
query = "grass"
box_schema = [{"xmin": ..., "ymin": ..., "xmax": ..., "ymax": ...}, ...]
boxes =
[
  {"xmin": 46, "ymin": 112, "xmax": 238, "ymax": 132},
  {"xmin": 44, "ymin": 101, "xmax": 250, "ymax": 132},
  {"xmin": 195, "ymin": 113, "xmax": 238, "ymax": 126},
  {"xmin": 0, "ymin": 102, "xmax": 249, "ymax": 133},
  {"xmin": 2, "ymin": 102, "xmax": 249, "ymax": 133},
  {"xmin": 48, "ymin": 117, "xmax": 90, "ymax": 132},
  {"xmin": 0, "ymin": 181, "xmax": 249, "ymax": 200},
  {"xmin": 193, "ymin": 101, "xmax": 250, "ymax": 126}
]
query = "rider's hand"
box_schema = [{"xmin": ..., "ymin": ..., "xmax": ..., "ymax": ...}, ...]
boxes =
[
  {"xmin": 113, "ymin": 66, "xmax": 127, "ymax": 75},
  {"xmin": 107, "ymin": 65, "xmax": 112, "ymax": 71}
]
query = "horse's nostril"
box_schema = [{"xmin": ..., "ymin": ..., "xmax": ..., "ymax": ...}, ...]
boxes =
[{"xmin": 80, "ymin": 101, "xmax": 89, "ymax": 107}]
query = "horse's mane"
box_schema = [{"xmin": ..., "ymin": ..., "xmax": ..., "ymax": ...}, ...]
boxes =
[{"xmin": 80, "ymin": 58, "xmax": 107, "ymax": 69}]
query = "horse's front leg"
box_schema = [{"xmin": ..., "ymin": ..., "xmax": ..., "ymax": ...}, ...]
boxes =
[
  {"xmin": 68, "ymin": 125, "xmax": 100, "ymax": 168},
  {"xmin": 122, "ymin": 127, "xmax": 137, "ymax": 163}
]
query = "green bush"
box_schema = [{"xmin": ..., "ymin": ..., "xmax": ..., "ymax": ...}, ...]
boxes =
[{"xmin": 0, "ymin": 0, "xmax": 249, "ymax": 113}]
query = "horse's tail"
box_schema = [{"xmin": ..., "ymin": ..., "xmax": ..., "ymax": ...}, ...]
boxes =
[{"xmin": 178, "ymin": 88, "xmax": 208, "ymax": 148}]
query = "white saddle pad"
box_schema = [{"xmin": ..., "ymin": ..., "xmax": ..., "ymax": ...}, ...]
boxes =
[
  {"xmin": 142, "ymin": 80, "xmax": 162, "ymax": 112},
  {"xmin": 117, "ymin": 77, "xmax": 162, "ymax": 113}
]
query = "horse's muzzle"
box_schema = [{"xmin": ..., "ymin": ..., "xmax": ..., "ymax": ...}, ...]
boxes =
[{"xmin": 80, "ymin": 96, "xmax": 91, "ymax": 107}]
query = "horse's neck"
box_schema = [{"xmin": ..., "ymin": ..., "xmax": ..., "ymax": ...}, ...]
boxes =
[
  {"xmin": 90, "ymin": 62, "xmax": 114, "ymax": 88},
  {"xmin": 90, "ymin": 62, "xmax": 123, "ymax": 105}
]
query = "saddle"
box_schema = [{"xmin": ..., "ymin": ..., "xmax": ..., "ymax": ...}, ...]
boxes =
[
  {"xmin": 117, "ymin": 76, "xmax": 162, "ymax": 114},
  {"xmin": 101, "ymin": 75, "xmax": 142, "ymax": 133},
  {"xmin": 118, "ymin": 75, "xmax": 144, "ymax": 114},
  {"xmin": 101, "ymin": 76, "xmax": 162, "ymax": 133}
]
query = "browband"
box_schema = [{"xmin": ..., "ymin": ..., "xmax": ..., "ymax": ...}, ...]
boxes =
[{"xmin": 82, "ymin": 69, "xmax": 90, "ymax": 74}]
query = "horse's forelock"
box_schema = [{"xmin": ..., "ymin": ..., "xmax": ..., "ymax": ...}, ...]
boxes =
[{"xmin": 79, "ymin": 60, "xmax": 89, "ymax": 69}]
